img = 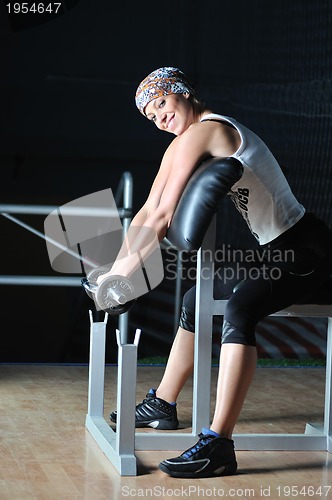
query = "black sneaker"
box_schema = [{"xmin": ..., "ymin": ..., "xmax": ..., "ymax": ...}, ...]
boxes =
[
  {"xmin": 159, "ymin": 429, "xmax": 237, "ymax": 478},
  {"xmin": 109, "ymin": 389, "xmax": 179, "ymax": 430}
]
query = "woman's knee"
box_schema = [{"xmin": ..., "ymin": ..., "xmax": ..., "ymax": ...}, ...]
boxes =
[
  {"xmin": 222, "ymin": 295, "xmax": 257, "ymax": 346},
  {"xmin": 179, "ymin": 286, "xmax": 196, "ymax": 333}
]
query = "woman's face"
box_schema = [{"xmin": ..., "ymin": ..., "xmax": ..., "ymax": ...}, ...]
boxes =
[{"xmin": 144, "ymin": 93, "xmax": 194, "ymax": 136}]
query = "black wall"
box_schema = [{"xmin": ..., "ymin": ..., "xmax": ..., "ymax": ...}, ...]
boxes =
[{"xmin": 0, "ymin": 0, "xmax": 331, "ymax": 362}]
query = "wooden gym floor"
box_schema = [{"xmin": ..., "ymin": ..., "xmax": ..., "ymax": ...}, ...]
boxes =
[{"xmin": 1, "ymin": 364, "xmax": 331, "ymax": 499}]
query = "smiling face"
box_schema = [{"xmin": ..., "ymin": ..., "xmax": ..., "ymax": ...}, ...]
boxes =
[{"xmin": 144, "ymin": 93, "xmax": 195, "ymax": 136}]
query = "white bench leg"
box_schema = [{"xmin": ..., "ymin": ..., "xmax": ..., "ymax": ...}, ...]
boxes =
[{"xmin": 85, "ymin": 311, "xmax": 140, "ymax": 475}]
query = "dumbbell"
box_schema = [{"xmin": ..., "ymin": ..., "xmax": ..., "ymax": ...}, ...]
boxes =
[
  {"xmin": 81, "ymin": 266, "xmax": 111, "ymax": 299},
  {"xmin": 81, "ymin": 267, "xmax": 136, "ymax": 315}
]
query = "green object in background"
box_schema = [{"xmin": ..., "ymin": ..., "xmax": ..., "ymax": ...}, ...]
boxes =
[{"xmin": 137, "ymin": 356, "xmax": 326, "ymax": 367}]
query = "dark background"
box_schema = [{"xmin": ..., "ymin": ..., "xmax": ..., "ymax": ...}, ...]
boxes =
[{"xmin": 0, "ymin": 0, "xmax": 331, "ymax": 363}]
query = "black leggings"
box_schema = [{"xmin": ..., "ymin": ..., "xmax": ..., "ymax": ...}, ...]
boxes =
[{"xmin": 179, "ymin": 214, "xmax": 332, "ymax": 346}]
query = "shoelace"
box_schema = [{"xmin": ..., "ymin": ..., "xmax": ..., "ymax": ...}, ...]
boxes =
[
  {"xmin": 137, "ymin": 392, "xmax": 155, "ymax": 408},
  {"xmin": 182, "ymin": 433, "xmax": 214, "ymax": 459}
]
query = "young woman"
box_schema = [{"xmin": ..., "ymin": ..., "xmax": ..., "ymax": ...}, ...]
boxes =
[{"xmin": 98, "ymin": 67, "xmax": 332, "ymax": 478}]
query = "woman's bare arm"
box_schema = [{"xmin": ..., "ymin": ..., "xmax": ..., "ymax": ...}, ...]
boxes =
[{"xmin": 98, "ymin": 121, "xmax": 240, "ymax": 280}]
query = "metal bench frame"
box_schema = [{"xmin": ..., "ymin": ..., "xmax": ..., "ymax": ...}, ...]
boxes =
[{"xmin": 86, "ymin": 217, "xmax": 332, "ymax": 475}]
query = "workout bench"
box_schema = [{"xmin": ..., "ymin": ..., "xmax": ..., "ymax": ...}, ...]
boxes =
[{"xmin": 85, "ymin": 214, "xmax": 332, "ymax": 476}]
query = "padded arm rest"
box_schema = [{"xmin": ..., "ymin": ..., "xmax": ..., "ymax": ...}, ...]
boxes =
[{"xmin": 166, "ymin": 157, "xmax": 243, "ymax": 251}]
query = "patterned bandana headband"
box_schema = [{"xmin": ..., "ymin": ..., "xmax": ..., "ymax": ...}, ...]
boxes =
[{"xmin": 135, "ymin": 67, "xmax": 196, "ymax": 116}]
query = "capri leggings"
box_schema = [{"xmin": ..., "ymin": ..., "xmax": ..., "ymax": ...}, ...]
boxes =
[{"xmin": 179, "ymin": 213, "xmax": 332, "ymax": 346}]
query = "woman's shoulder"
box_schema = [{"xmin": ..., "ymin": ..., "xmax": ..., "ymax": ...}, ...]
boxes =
[
  {"xmin": 191, "ymin": 119, "xmax": 241, "ymax": 153},
  {"xmin": 164, "ymin": 114, "xmax": 241, "ymax": 159}
]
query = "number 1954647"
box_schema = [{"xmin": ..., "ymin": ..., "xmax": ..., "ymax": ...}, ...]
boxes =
[{"xmin": 6, "ymin": 3, "xmax": 62, "ymax": 14}]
